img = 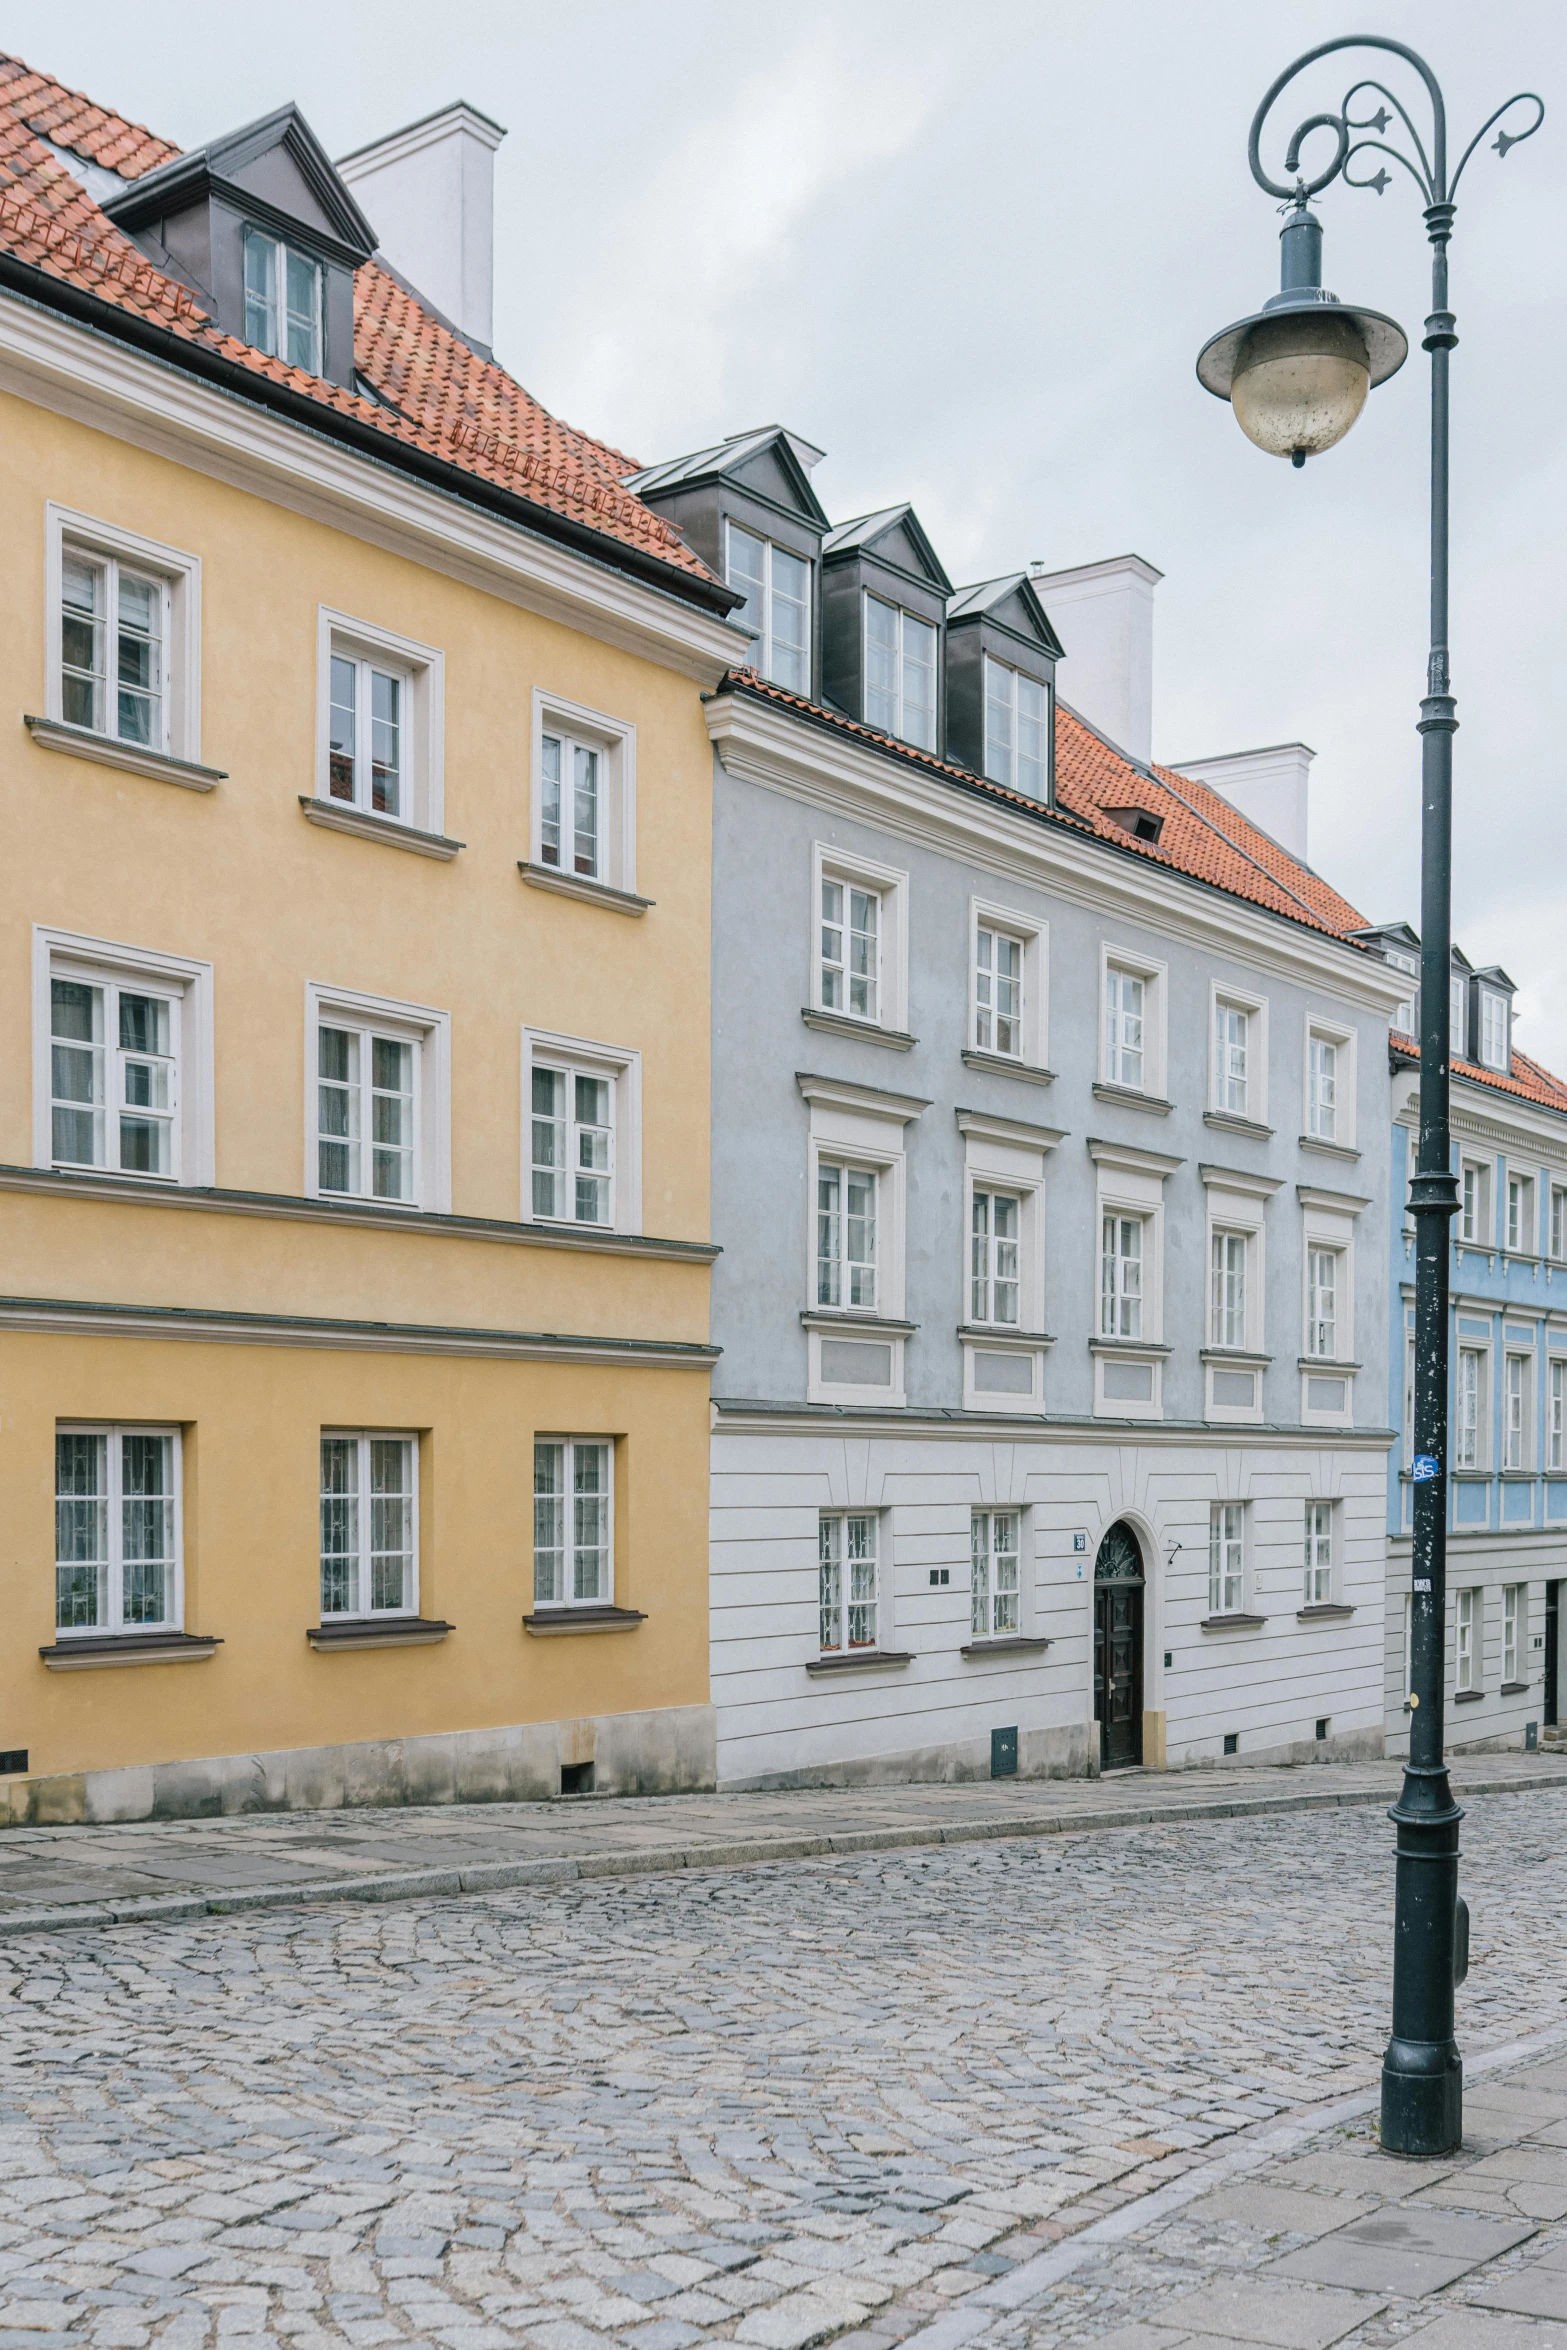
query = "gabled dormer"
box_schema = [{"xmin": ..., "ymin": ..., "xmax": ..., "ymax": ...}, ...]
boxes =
[
  {"xmin": 946, "ymin": 572, "xmax": 1063, "ymax": 806},
  {"xmin": 1449, "ymin": 945, "xmax": 1475, "ymax": 1063},
  {"xmin": 1471, "ymin": 963, "xmax": 1517, "ymax": 1076},
  {"xmin": 820, "ymin": 507, "xmax": 953, "ymax": 753},
  {"xmin": 625, "ymin": 428, "xmax": 828, "ymax": 696},
  {"xmin": 1350, "ymin": 920, "xmax": 1421, "ymax": 1039},
  {"xmin": 103, "ymin": 104, "xmax": 377, "ymax": 390}
]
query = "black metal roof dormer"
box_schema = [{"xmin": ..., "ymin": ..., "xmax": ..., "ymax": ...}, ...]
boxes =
[
  {"xmin": 820, "ymin": 505, "xmax": 953, "ymax": 755},
  {"xmin": 1470, "ymin": 962, "xmax": 1518, "ymax": 1076},
  {"xmin": 103, "ymin": 104, "xmax": 377, "ymax": 390},
  {"xmin": 946, "ymin": 572, "xmax": 1063, "ymax": 806}
]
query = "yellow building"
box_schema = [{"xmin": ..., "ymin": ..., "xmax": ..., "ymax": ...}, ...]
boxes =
[{"xmin": 0, "ymin": 65, "xmax": 743, "ymax": 1820}]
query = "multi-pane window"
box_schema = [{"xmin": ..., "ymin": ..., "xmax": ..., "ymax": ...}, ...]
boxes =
[
  {"xmin": 55, "ymin": 1427, "xmax": 179, "ymax": 1636},
  {"xmin": 1450, "ymin": 974, "xmax": 1467, "ymax": 1056},
  {"xmin": 1404, "ymin": 1333, "xmax": 1416, "ymax": 1462},
  {"xmin": 983, "ymin": 656, "xmax": 1048, "ymax": 799},
  {"xmin": 319, "ymin": 1433, "xmax": 416, "ymax": 1617},
  {"xmin": 540, "ymin": 730, "xmax": 601, "ymax": 878},
  {"xmin": 974, "ymin": 926, "xmax": 1023, "ymax": 1057},
  {"xmin": 1456, "ymin": 1347, "xmax": 1483, "ymax": 1470},
  {"xmin": 865, "ymin": 596, "xmax": 937, "ymax": 749},
  {"xmin": 1213, "ymin": 1003, "xmax": 1249, "ymax": 1116},
  {"xmin": 1552, "ymin": 1360, "xmax": 1566, "ymax": 1472},
  {"xmin": 1553, "ymin": 1187, "xmax": 1567, "ymax": 1263},
  {"xmin": 243, "ymin": 227, "xmax": 322, "ymax": 371},
  {"xmin": 1503, "ymin": 1583, "xmax": 1523, "ymax": 1685},
  {"xmin": 725, "ymin": 523, "xmax": 809, "ymax": 692},
  {"xmin": 1461, "ymin": 1164, "xmax": 1484, "ymax": 1244},
  {"xmin": 1303, "ymin": 1499, "xmax": 1334, "ymax": 1606},
  {"xmin": 820, "ymin": 878, "xmax": 879, "ymax": 1020},
  {"xmin": 817, "ymin": 1162, "xmax": 877, "ymax": 1310},
  {"xmin": 819, "ymin": 1512, "xmax": 877, "ymax": 1652},
  {"xmin": 531, "ymin": 1064, "xmax": 614, "ymax": 1226},
  {"xmin": 1104, "ymin": 966, "xmax": 1145, "ymax": 1089},
  {"xmin": 1456, "ymin": 1585, "xmax": 1477, "ymax": 1692},
  {"xmin": 1209, "ymin": 1230, "xmax": 1247, "ymax": 1350},
  {"xmin": 1507, "ymin": 1173, "xmax": 1534, "ymax": 1255},
  {"xmin": 971, "ymin": 1190, "xmax": 1021, "ymax": 1326},
  {"xmin": 328, "ymin": 652, "xmax": 404, "ymax": 819},
  {"xmin": 51, "ymin": 972, "xmax": 179, "ymax": 1179},
  {"xmin": 1386, "ymin": 952, "xmax": 1417, "ymax": 1039},
  {"xmin": 318, "ymin": 1022, "xmax": 417, "ymax": 1204},
  {"xmin": 1505, "ymin": 1355, "xmax": 1529, "ymax": 1471},
  {"xmin": 1481, "ymin": 990, "xmax": 1509, "ymax": 1071},
  {"xmin": 1209, "ymin": 1502, "xmax": 1244, "ymax": 1616},
  {"xmin": 1307, "ymin": 1033, "xmax": 1338, "ymax": 1140},
  {"xmin": 1306, "ymin": 1246, "xmax": 1338, "ymax": 1359},
  {"xmin": 971, "ymin": 1509, "xmax": 1020, "ymax": 1639},
  {"xmin": 61, "ymin": 548, "xmax": 166, "ymax": 746},
  {"xmin": 533, "ymin": 1438, "xmax": 612, "ymax": 1606},
  {"xmin": 1100, "ymin": 1214, "xmax": 1144, "ymax": 1339}
]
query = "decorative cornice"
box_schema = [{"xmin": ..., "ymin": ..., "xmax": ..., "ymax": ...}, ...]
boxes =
[
  {"xmin": 1087, "ymin": 1137, "xmax": 1184, "ymax": 1177},
  {"xmin": 1199, "ymin": 1163, "xmax": 1284, "ymax": 1198},
  {"xmin": 955, "ymin": 1108, "xmax": 1067, "ymax": 1151},
  {"xmin": 710, "ymin": 1399, "xmax": 1397, "ymax": 1448},
  {"xmin": 795, "ymin": 1072, "xmax": 931, "ymax": 1121},
  {"xmin": 1296, "ymin": 1183, "xmax": 1373, "ymax": 1215}
]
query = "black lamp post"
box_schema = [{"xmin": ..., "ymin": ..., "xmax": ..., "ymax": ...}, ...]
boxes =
[{"xmin": 1196, "ymin": 38, "xmax": 1542, "ymax": 2159}]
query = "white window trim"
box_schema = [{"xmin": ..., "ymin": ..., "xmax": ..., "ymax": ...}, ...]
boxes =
[
  {"xmin": 1098, "ymin": 942, "xmax": 1168, "ymax": 1098},
  {"xmin": 1208, "ymin": 1499, "xmax": 1248, "ymax": 1618},
  {"xmin": 800, "ymin": 1077, "xmax": 922, "ymax": 1406},
  {"xmin": 521, "ymin": 1028, "xmax": 642, "ymax": 1236},
  {"xmin": 969, "ymin": 897, "xmax": 1047, "ymax": 1067},
  {"xmin": 959, "ymin": 1111, "xmax": 1059, "ymax": 1416},
  {"xmin": 1504, "ymin": 1352, "xmax": 1533, "ymax": 1472},
  {"xmin": 1208, "ymin": 980, "xmax": 1269, "ymax": 1124},
  {"xmin": 726, "ymin": 521, "xmax": 812, "ymax": 692},
  {"xmin": 1303, "ymin": 1497, "xmax": 1336, "ymax": 1608},
  {"xmin": 306, "ymin": 981, "xmax": 452, "ymax": 1214},
  {"xmin": 1456, "ymin": 1585, "xmax": 1479, "ymax": 1693},
  {"xmin": 1479, "ymin": 987, "xmax": 1510, "ymax": 1073},
  {"xmin": 817, "ymin": 1507, "xmax": 883, "ymax": 1655},
  {"xmin": 32, "ymin": 925, "xmax": 215, "ymax": 1187},
  {"xmin": 1090, "ymin": 1140, "xmax": 1175, "ymax": 1422},
  {"xmin": 45, "ymin": 502, "xmax": 203, "ymax": 764},
  {"xmin": 1201, "ymin": 1171, "xmax": 1272, "ymax": 1425},
  {"xmin": 862, "ymin": 590, "xmax": 938, "ymax": 751},
  {"xmin": 1504, "ymin": 1165, "xmax": 1539, "ymax": 1258},
  {"xmin": 55, "ymin": 1421, "xmax": 184, "ymax": 1638},
  {"xmin": 809, "ymin": 842, "xmax": 910, "ymax": 1035},
  {"xmin": 319, "ymin": 1428, "xmax": 419, "ymax": 1620},
  {"xmin": 1459, "ymin": 1156, "xmax": 1495, "ymax": 1250},
  {"xmin": 532, "ymin": 1434, "xmax": 615, "ymax": 1609},
  {"xmin": 1299, "ymin": 1191, "xmax": 1359, "ymax": 1428},
  {"xmin": 1456, "ymin": 1344, "xmax": 1488, "ymax": 1472},
  {"xmin": 315, "ymin": 607, "xmax": 445, "ymax": 836},
  {"xmin": 1303, "ymin": 1013, "xmax": 1357, "ymax": 1149},
  {"xmin": 982, "ymin": 652, "xmax": 1052, "ymax": 802},
  {"xmin": 529, "ymin": 686, "xmax": 637, "ymax": 897},
  {"xmin": 970, "ymin": 1504, "xmax": 1028, "ymax": 1639},
  {"xmin": 1551, "ymin": 1355, "xmax": 1567, "ymax": 1473}
]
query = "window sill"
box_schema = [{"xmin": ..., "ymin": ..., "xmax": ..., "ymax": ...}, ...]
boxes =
[
  {"xmin": 1200, "ymin": 1348, "xmax": 1272, "ymax": 1368},
  {"xmin": 25, "ymin": 713, "xmax": 226, "ymax": 792},
  {"xmin": 1199, "ymin": 1612, "xmax": 1266, "ymax": 1631},
  {"xmin": 1298, "ymin": 1133, "xmax": 1360, "ymax": 1161},
  {"xmin": 1089, "ymin": 1338, "xmax": 1173, "ymax": 1358},
  {"xmin": 1297, "ymin": 1603, "xmax": 1355, "ymax": 1622},
  {"xmin": 519, "ymin": 862, "xmax": 652, "ymax": 914},
  {"xmin": 1500, "ymin": 1469, "xmax": 1539, "ymax": 1482},
  {"xmin": 1204, "ymin": 1110, "xmax": 1274, "ymax": 1141},
  {"xmin": 806, "ymin": 1649, "xmax": 913, "ymax": 1675},
  {"xmin": 800, "ymin": 1309, "xmax": 918, "ymax": 1335},
  {"xmin": 302, "ymin": 796, "xmax": 463, "ymax": 859},
  {"xmin": 306, "ymin": 1617, "xmax": 453, "ymax": 1650},
  {"xmin": 1500, "ymin": 1680, "xmax": 1530, "ymax": 1696},
  {"xmin": 1453, "ymin": 1687, "xmax": 1485, "ymax": 1704},
  {"xmin": 800, "ymin": 1006, "xmax": 917, "ymax": 1050},
  {"xmin": 958, "ymin": 1324, "xmax": 1054, "ymax": 1346},
  {"xmin": 1298, "ymin": 1356, "xmax": 1362, "ymax": 1373},
  {"xmin": 39, "ymin": 1631, "xmax": 222, "ymax": 1670},
  {"xmin": 960, "ymin": 1635, "xmax": 1051, "ymax": 1659},
  {"xmin": 1450, "ymin": 1469, "xmax": 1493, "ymax": 1482},
  {"xmin": 522, "ymin": 1605, "xmax": 647, "ymax": 1636},
  {"xmin": 1092, "ymin": 1082, "xmax": 1174, "ymax": 1116},
  {"xmin": 961, "ymin": 1048, "xmax": 1056, "ymax": 1086}
]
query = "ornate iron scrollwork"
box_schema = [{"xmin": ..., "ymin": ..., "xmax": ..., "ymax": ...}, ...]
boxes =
[{"xmin": 1094, "ymin": 1524, "xmax": 1144, "ymax": 1584}]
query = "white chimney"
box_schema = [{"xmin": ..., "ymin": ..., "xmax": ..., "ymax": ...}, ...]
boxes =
[
  {"xmin": 1168, "ymin": 743, "xmax": 1315, "ymax": 863},
  {"xmin": 1027, "ymin": 553, "xmax": 1162, "ymax": 767},
  {"xmin": 338, "ymin": 102, "xmax": 506, "ymax": 355}
]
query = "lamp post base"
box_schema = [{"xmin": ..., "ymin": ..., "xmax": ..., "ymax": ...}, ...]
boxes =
[{"xmin": 1381, "ymin": 2039, "xmax": 1463, "ymax": 2156}]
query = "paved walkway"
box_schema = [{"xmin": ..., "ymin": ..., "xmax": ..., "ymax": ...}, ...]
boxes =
[{"xmin": 1, "ymin": 1754, "xmax": 1563, "ymax": 1935}]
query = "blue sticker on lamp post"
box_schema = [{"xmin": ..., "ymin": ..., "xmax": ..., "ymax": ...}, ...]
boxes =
[{"xmin": 1413, "ymin": 1454, "xmax": 1440, "ymax": 1481}]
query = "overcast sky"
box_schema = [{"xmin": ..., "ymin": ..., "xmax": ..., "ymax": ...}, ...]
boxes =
[{"xmin": 14, "ymin": 2, "xmax": 1564, "ymax": 1064}]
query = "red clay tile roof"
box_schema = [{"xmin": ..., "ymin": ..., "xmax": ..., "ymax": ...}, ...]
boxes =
[
  {"xmin": 0, "ymin": 53, "xmax": 721, "ymax": 598},
  {"xmin": 1391, "ymin": 1033, "xmax": 1567, "ymax": 1117},
  {"xmin": 723, "ymin": 671, "xmax": 1372, "ymax": 944}
]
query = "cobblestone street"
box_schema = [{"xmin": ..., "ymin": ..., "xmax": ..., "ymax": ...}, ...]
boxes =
[{"xmin": 2, "ymin": 1788, "xmax": 1566, "ymax": 2350}]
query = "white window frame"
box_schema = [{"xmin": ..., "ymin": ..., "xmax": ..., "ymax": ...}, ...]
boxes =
[
  {"xmin": 319, "ymin": 1429, "xmax": 419, "ymax": 1620},
  {"xmin": 810, "ymin": 843, "xmax": 909, "ymax": 1035},
  {"xmin": 1456, "ymin": 1585, "xmax": 1479, "ymax": 1693},
  {"xmin": 522, "ymin": 1029, "xmax": 642, "ymax": 1235},
  {"xmin": 1504, "ymin": 1352, "xmax": 1532, "ymax": 1471},
  {"xmin": 1099, "ymin": 944, "xmax": 1168, "ymax": 1098},
  {"xmin": 959, "ymin": 1111, "xmax": 1058, "ymax": 1414},
  {"xmin": 315, "ymin": 609, "xmax": 444, "ymax": 837},
  {"xmin": 54, "ymin": 1422, "xmax": 184, "ymax": 1638},
  {"xmin": 46, "ymin": 504, "xmax": 203, "ymax": 765},
  {"xmin": 1209, "ymin": 982, "xmax": 1268, "ymax": 1124},
  {"xmin": 1300, "ymin": 1189, "xmax": 1362, "ymax": 1428},
  {"xmin": 529, "ymin": 688, "xmax": 636, "ymax": 898},
  {"xmin": 306, "ymin": 982, "xmax": 452, "ymax": 1214},
  {"xmin": 818, "ymin": 1509, "xmax": 880, "ymax": 1654},
  {"xmin": 242, "ymin": 225, "xmax": 323, "ymax": 371},
  {"xmin": 1202, "ymin": 1170, "xmax": 1275, "ymax": 1425},
  {"xmin": 1451, "ymin": 972, "xmax": 1468, "ymax": 1058},
  {"xmin": 1090, "ymin": 1140, "xmax": 1175, "ymax": 1421},
  {"xmin": 1303, "ymin": 1015, "xmax": 1357, "ymax": 1149},
  {"xmin": 725, "ymin": 520, "xmax": 811, "ymax": 693},
  {"xmin": 1480, "ymin": 988, "xmax": 1510, "ymax": 1072},
  {"xmin": 982, "ymin": 653, "xmax": 1051, "ymax": 802},
  {"xmin": 970, "ymin": 898, "xmax": 1047, "ymax": 1068},
  {"xmin": 1552, "ymin": 1357, "xmax": 1567, "ymax": 1472},
  {"xmin": 801, "ymin": 1077, "xmax": 921, "ymax": 1406},
  {"xmin": 863, "ymin": 591, "xmax": 938, "ymax": 751},
  {"xmin": 971, "ymin": 1507, "xmax": 1023, "ymax": 1639},
  {"xmin": 1551, "ymin": 1185, "xmax": 1567, "ymax": 1265},
  {"xmin": 1304, "ymin": 1244, "xmax": 1342, "ymax": 1362},
  {"xmin": 1208, "ymin": 1501, "xmax": 1246, "ymax": 1618},
  {"xmin": 1303, "ymin": 1498, "xmax": 1335, "ymax": 1607},
  {"xmin": 1502, "ymin": 1582, "xmax": 1523, "ymax": 1686},
  {"xmin": 1459, "ymin": 1158, "xmax": 1493, "ymax": 1249},
  {"xmin": 1506, "ymin": 1168, "xmax": 1537, "ymax": 1257},
  {"xmin": 533, "ymin": 1436, "xmax": 615, "ymax": 1608},
  {"xmin": 32, "ymin": 927, "xmax": 215, "ymax": 1187},
  {"xmin": 1456, "ymin": 1346, "xmax": 1487, "ymax": 1471}
]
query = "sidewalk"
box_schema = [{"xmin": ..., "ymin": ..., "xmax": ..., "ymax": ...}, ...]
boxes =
[{"xmin": 0, "ymin": 1750, "xmax": 1562, "ymax": 1937}]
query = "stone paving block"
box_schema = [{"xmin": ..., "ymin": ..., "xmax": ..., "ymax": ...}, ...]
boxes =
[
  {"xmin": 1469, "ymin": 2261, "xmax": 1567, "ymax": 2320},
  {"xmin": 1269, "ymin": 2204, "xmax": 1537, "ymax": 2296},
  {"xmin": 1151, "ymin": 2278, "xmax": 1387, "ymax": 2347},
  {"xmin": 1170, "ymin": 2185, "xmax": 1372, "ymax": 2241},
  {"xmin": 1399, "ymin": 2315, "xmax": 1567, "ymax": 2349}
]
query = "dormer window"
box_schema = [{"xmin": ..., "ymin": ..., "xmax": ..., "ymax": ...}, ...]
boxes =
[
  {"xmin": 865, "ymin": 596, "xmax": 936, "ymax": 749},
  {"xmin": 1450, "ymin": 974, "xmax": 1466, "ymax": 1058},
  {"xmin": 243, "ymin": 228, "xmax": 322, "ymax": 372},
  {"xmin": 1106, "ymin": 805, "xmax": 1163, "ymax": 846},
  {"xmin": 983, "ymin": 656, "xmax": 1048, "ymax": 799},
  {"xmin": 1480, "ymin": 989, "xmax": 1509, "ymax": 1072},
  {"xmin": 1386, "ymin": 950, "xmax": 1417, "ymax": 1036},
  {"xmin": 725, "ymin": 523, "xmax": 809, "ymax": 693}
]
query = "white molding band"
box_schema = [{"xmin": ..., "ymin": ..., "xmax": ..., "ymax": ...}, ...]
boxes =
[{"xmin": 24, "ymin": 716, "xmax": 225, "ymax": 791}]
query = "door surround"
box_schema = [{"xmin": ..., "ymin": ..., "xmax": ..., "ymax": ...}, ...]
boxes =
[{"xmin": 1094, "ymin": 1521, "xmax": 1145, "ymax": 1770}]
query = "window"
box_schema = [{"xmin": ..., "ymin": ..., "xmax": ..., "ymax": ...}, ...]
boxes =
[
  {"xmin": 819, "ymin": 1512, "xmax": 878, "ymax": 1652},
  {"xmin": 1505, "ymin": 1355, "xmax": 1529, "ymax": 1470},
  {"xmin": 975, "ymin": 925, "xmax": 1023, "ymax": 1058},
  {"xmin": 1552, "ymin": 1187, "xmax": 1567, "ymax": 1264},
  {"xmin": 1461, "ymin": 1163, "xmax": 1486, "ymax": 1245},
  {"xmin": 50, "ymin": 969, "xmax": 179, "ymax": 1179},
  {"xmin": 818, "ymin": 1162, "xmax": 878, "ymax": 1310},
  {"xmin": 1306, "ymin": 1246, "xmax": 1338, "ymax": 1359},
  {"xmin": 1105, "ymin": 967, "xmax": 1145, "ymax": 1089},
  {"xmin": 1385, "ymin": 950, "xmax": 1417, "ymax": 1038},
  {"xmin": 1209, "ymin": 1230, "xmax": 1248, "ymax": 1350},
  {"xmin": 1450, "ymin": 974, "xmax": 1467, "ymax": 1057},
  {"xmin": 1507, "ymin": 1173, "xmax": 1536, "ymax": 1255},
  {"xmin": 539, "ymin": 728, "xmax": 604, "ymax": 878},
  {"xmin": 328, "ymin": 651, "xmax": 406, "ymax": 819},
  {"xmin": 1213, "ymin": 1002, "xmax": 1250, "ymax": 1117},
  {"xmin": 1404, "ymin": 1332, "xmax": 1416, "ymax": 1463},
  {"xmin": 1456, "ymin": 1347, "xmax": 1484, "ymax": 1469},
  {"xmin": 55, "ymin": 1426, "xmax": 180, "ymax": 1636},
  {"xmin": 971, "ymin": 1189, "xmax": 1021, "ymax": 1326},
  {"xmin": 1209, "ymin": 1502, "xmax": 1244, "ymax": 1616},
  {"xmin": 972, "ymin": 1510, "xmax": 1020, "ymax": 1638},
  {"xmin": 1101, "ymin": 1213, "xmax": 1144, "ymax": 1338},
  {"xmin": 983, "ymin": 657, "xmax": 1048, "ymax": 800},
  {"xmin": 317, "ymin": 1018, "xmax": 418, "ymax": 1205},
  {"xmin": 60, "ymin": 547, "xmax": 166, "ymax": 748},
  {"xmin": 1552, "ymin": 1360, "xmax": 1566, "ymax": 1472},
  {"xmin": 726, "ymin": 523, "xmax": 809, "ymax": 692},
  {"xmin": 864, "ymin": 595, "xmax": 936, "ymax": 749},
  {"xmin": 1503, "ymin": 1583, "xmax": 1523, "ymax": 1684},
  {"xmin": 820, "ymin": 877, "xmax": 880, "ymax": 1021},
  {"xmin": 316, "ymin": 613, "xmax": 445, "ymax": 839},
  {"xmin": 1480, "ymin": 990, "xmax": 1509, "ymax": 1071},
  {"xmin": 319, "ymin": 1433, "xmax": 416, "ymax": 1618},
  {"xmin": 243, "ymin": 227, "xmax": 322, "ymax": 372},
  {"xmin": 533, "ymin": 1439, "xmax": 612, "ymax": 1606},
  {"xmin": 1307, "ymin": 1033, "xmax": 1338, "ymax": 1141},
  {"xmin": 1456, "ymin": 1585, "xmax": 1478, "ymax": 1692},
  {"xmin": 532, "ymin": 1062, "xmax": 613, "ymax": 1226},
  {"xmin": 1303, "ymin": 1499, "xmax": 1334, "ymax": 1606}
]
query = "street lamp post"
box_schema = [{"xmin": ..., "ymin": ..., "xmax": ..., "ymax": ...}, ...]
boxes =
[{"xmin": 1196, "ymin": 38, "xmax": 1542, "ymax": 2159}]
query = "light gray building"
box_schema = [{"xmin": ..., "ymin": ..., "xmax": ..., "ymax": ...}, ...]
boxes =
[{"xmin": 633, "ymin": 429, "xmax": 1407, "ymax": 1788}]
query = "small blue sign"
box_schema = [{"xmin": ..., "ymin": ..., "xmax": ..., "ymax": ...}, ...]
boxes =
[{"xmin": 1413, "ymin": 1455, "xmax": 1440, "ymax": 1482}]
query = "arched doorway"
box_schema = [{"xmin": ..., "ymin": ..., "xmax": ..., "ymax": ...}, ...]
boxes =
[{"xmin": 1093, "ymin": 1523, "xmax": 1144, "ymax": 1770}]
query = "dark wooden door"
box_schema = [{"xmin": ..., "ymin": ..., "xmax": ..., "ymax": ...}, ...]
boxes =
[
  {"xmin": 1093, "ymin": 1524, "xmax": 1144, "ymax": 1770},
  {"xmin": 1547, "ymin": 1581, "xmax": 1561, "ymax": 1728}
]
